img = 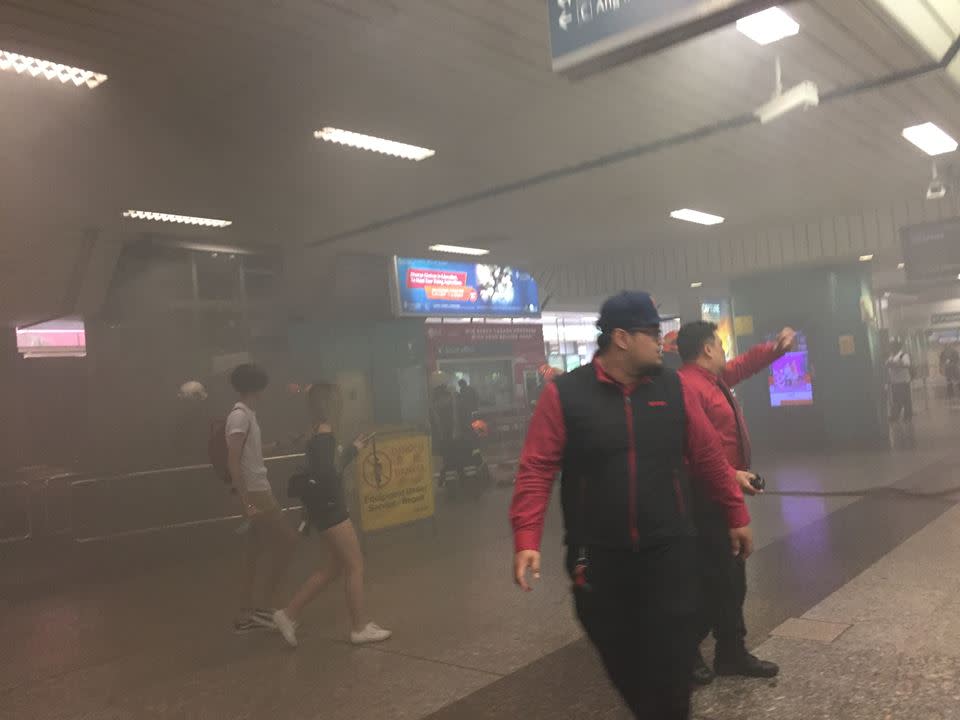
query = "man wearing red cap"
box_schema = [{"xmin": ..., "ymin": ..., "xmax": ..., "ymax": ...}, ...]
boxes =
[{"xmin": 510, "ymin": 291, "xmax": 756, "ymax": 720}]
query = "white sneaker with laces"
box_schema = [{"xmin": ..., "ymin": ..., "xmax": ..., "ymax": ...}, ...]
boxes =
[
  {"xmin": 273, "ymin": 610, "xmax": 298, "ymax": 647},
  {"xmin": 350, "ymin": 622, "xmax": 392, "ymax": 645}
]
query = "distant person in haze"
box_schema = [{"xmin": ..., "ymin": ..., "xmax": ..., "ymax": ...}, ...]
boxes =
[
  {"xmin": 458, "ymin": 378, "xmax": 480, "ymax": 420},
  {"xmin": 510, "ymin": 291, "xmax": 755, "ymax": 720},
  {"xmin": 226, "ymin": 364, "xmax": 298, "ymax": 634},
  {"xmin": 887, "ymin": 341, "xmax": 913, "ymax": 422},
  {"xmin": 175, "ymin": 380, "xmax": 209, "ymax": 463},
  {"xmin": 431, "ymin": 384, "xmax": 457, "ymax": 485},
  {"xmin": 272, "ymin": 383, "xmax": 391, "ymax": 648},
  {"xmin": 677, "ymin": 322, "xmax": 795, "ymax": 685},
  {"xmin": 940, "ymin": 343, "xmax": 960, "ymax": 400}
]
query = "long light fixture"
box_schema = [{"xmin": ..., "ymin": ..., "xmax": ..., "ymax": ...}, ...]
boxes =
[
  {"xmin": 902, "ymin": 122, "xmax": 958, "ymax": 156},
  {"xmin": 736, "ymin": 7, "xmax": 800, "ymax": 45},
  {"xmin": 428, "ymin": 244, "xmax": 490, "ymax": 256},
  {"xmin": 690, "ymin": 282, "xmax": 704, "ymax": 289},
  {"xmin": 859, "ymin": 254, "xmax": 874, "ymax": 262},
  {"xmin": 122, "ymin": 210, "xmax": 232, "ymax": 228},
  {"xmin": 0, "ymin": 49, "xmax": 107, "ymax": 88},
  {"xmin": 670, "ymin": 208, "xmax": 725, "ymax": 226},
  {"xmin": 314, "ymin": 127, "xmax": 435, "ymax": 162}
]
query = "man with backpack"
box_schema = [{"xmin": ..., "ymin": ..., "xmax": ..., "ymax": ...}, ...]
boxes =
[{"xmin": 217, "ymin": 363, "xmax": 298, "ymax": 633}]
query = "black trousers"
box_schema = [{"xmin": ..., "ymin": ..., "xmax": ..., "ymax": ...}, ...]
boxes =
[
  {"xmin": 890, "ymin": 382, "xmax": 913, "ymax": 421},
  {"xmin": 695, "ymin": 505, "xmax": 748, "ymax": 660},
  {"xmin": 570, "ymin": 540, "xmax": 700, "ymax": 720}
]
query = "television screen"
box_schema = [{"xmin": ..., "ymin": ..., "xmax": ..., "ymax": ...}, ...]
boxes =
[
  {"xmin": 768, "ymin": 332, "xmax": 813, "ymax": 407},
  {"xmin": 16, "ymin": 317, "xmax": 86, "ymax": 358},
  {"xmin": 394, "ymin": 257, "xmax": 540, "ymax": 318}
]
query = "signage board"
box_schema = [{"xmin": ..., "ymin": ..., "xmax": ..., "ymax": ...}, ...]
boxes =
[
  {"xmin": 901, "ymin": 217, "xmax": 960, "ymax": 284},
  {"xmin": 393, "ymin": 257, "xmax": 540, "ymax": 318},
  {"xmin": 548, "ymin": 0, "xmax": 783, "ymax": 76},
  {"xmin": 932, "ymin": 312, "xmax": 960, "ymax": 326},
  {"xmin": 356, "ymin": 433, "xmax": 435, "ymax": 533}
]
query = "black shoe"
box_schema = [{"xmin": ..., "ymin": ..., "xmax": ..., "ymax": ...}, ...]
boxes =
[
  {"xmin": 715, "ymin": 652, "xmax": 779, "ymax": 679},
  {"xmin": 692, "ymin": 650, "xmax": 716, "ymax": 686}
]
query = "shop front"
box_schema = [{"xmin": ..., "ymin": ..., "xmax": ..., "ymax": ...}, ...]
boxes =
[{"xmin": 424, "ymin": 321, "xmax": 547, "ymax": 415}]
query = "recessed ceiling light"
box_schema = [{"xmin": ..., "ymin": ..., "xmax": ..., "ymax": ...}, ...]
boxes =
[
  {"xmin": 859, "ymin": 254, "xmax": 874, "ymax": 262},
  {"xmin": 0, "ymin": 49, "xmax": 107, "ymax": 88},
  {"xmin": 897, "ymin": 262, "xmax": 906, "ymax": 270},
  {"xmin": 670, "ymin": 209, "xmax": 725, "ymax": 226},
  {"xmin": 736, "ymin": 7, "xmax": 800, "ymax": 46},
  {"xmin": 902, "ymin": 122, "xmax": 958, "ymax": 156},
  {"xmin": 690, "ymin": 281, "xmax": 703, "ymax": 288},
  {"xmin": 122, "ymin": 210, "xmax": 232, "ymax": 228},
  {"xmin": 314, "ymin": 127, "xmax": 435, "ymax": 162},
  {"xmin": 428, "ymin": 244, "xmax": 489, "ymax": 256}
]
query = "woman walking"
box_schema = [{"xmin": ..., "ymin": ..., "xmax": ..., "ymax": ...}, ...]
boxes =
[{"xmin": 273, "ymin": 383, "xmax": 391, "ymax": 647}]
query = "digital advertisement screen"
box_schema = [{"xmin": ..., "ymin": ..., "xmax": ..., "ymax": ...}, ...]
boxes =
[
  {"xmin": 394, "ymin": 257, "xmax": 540, "ymax": 318},
  {"xmin": 701, "ymin": 300, "xmax": 736, "ymax": 361},
  {"xmin": 768, "ymin": 332, "xmax": 814, "ymax": 408}
]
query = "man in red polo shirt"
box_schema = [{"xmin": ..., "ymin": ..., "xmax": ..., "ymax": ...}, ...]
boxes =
[
  {"xmin": 676, "ymin": 321, "xmax": 795, "ymax": 684},
  {"xmin": 510, "ymin": 291, "xmax": 757, "ymax": 720}
]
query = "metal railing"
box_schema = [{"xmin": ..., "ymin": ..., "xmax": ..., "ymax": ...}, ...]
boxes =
[{"xmin": 21, "ymin": 454, "xmax": 306, "ymax": 544}]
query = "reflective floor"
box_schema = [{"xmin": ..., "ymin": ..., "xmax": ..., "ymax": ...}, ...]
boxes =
[{"xmin": 3, "ymin": 405, "xmax": 960, "ymax": 719}]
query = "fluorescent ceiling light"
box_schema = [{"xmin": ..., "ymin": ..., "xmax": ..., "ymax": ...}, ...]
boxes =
[
  {"xmin": 897, "ymin": 262, "xmax": 906, "ymax": 270},
  {"xmin": 902, "ymin": 122, "xmax": 958, "ymax": 156},
  {"xmin": 122, "ymin": 210, "xmax": 232, "ymax": 228},
  {"xmin": 736, "ymin": 7, "xmax": 800, "ymax": 46},
  {"xmin": 428, "ymin": 244, "xmax": 489, "ymax": 256},
  {"xmin": 859, "ymin": 254, "xmax": 874, "ymax": 262},
  {"xmin": 690, "ymin": 282, "xmax": 703, "ymax": 288},
  {"xmin": 314, "ymin": 127, "xmax": 435, "ymax": 162},
  {"xmin": 670, "ymin": 209, "xmax": 725, "ymax": 226},
  {"xmin": 0, "ymin": 49, "xmax": 107, "ymax": 88}
]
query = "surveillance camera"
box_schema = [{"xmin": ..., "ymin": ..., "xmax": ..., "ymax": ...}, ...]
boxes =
[{"xmin": 928, "ymin": 179, "xmax": 947, "ymax": 200}]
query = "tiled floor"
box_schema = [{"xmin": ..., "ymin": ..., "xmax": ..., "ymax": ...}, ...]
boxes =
[
  {"xmin": 694, "ymin": 502, "xmax": 960, "ymax": 720},
  {"xmin": 2, "ymin": 407, "xmax": 960, "ymax": 719}
]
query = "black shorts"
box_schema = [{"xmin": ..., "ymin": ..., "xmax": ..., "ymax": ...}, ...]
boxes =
[{"xmin": 303, "ymin": 495, "xmax": 349, "ymax": 532}]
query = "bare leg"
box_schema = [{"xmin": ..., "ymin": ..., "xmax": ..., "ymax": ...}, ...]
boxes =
[
  {"xmin": 254, "ymin": 510, "xmax": 299, "ymax": 609},
  {"xmin": 284, "ymin": 542, "xmax": 342, "ymax": 621},
  {"xmin": 325, "ymin": 520, "xmax": 367, "ymax": 632},
  {"xmin": 240, "ymin": 522, "xmax": 263, "ymax": 612}
]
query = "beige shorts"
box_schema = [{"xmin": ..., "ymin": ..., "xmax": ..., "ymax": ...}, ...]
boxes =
[{"xmin": 246, "ymin": 490, "xmax": 281, "ymax": 517}]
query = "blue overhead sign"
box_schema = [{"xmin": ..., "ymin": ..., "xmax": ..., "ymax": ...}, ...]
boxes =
[{"xmin": 548, "ymin": 0, "xmax": 782, "ymax": 76}]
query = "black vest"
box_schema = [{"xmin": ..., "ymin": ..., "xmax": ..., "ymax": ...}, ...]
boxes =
[{"xmin": 554, "ymin": 363, "xmax": 695, "ymax": 549}]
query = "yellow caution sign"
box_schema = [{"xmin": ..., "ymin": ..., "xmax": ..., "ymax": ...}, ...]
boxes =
[{"xmin": 356, "ymin": 433, "xmax": 435, "ymax": 533}]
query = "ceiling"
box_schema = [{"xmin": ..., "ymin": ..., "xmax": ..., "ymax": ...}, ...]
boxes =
[{"xmin": 2, "ymin": 0, "xmax": 960, "ymax": 321}]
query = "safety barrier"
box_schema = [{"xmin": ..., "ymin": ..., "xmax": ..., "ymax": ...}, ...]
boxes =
[
  {"xmin": 0, "ymin": 480, "xmax": 32, "ymax": 543},
  {"xmin": 22, "ymin": 454, "xmax": 305, "ymax": 544}
]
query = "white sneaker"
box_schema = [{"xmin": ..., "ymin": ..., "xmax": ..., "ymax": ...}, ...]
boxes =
[
  {"xmin": 350, "ymin": 622, "xmax": 392, "ymax": 645},
  {"xmin": 273, "ymin": 610, "xmax": 298, "ymax": 647}
]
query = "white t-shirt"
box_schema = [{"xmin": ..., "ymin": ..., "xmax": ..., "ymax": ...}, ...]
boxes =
[
  {"xmin": 224, "ymin": 402, "xmax": 271, "ymax": 493},
  {"xmin": 888, "ymin": 351, "xmax": 912, "ymax": 385}
]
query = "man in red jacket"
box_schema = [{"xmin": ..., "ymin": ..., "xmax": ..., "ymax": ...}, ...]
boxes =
[
  {"xmin": 510, "ymin": 292, "xmax": 757, "ymax": 720},
  {"xmin": 676, "ymin": 321, "xmax": 795, "ymax": 684}
]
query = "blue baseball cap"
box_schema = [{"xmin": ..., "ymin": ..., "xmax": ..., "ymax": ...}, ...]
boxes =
[{"xmin": 598, "ymin": 291, "xmax": 662, "ymax": 334}]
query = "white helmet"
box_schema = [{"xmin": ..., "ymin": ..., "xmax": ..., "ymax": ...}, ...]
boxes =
[{"xmin": 178, "ymin": 380, "xmax": 208, "ymax": 400}]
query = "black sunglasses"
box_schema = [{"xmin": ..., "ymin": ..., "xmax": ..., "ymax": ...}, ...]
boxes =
[{"xmin": 629, "ymin": 327, "xmax": 663, "ymax": 340}]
